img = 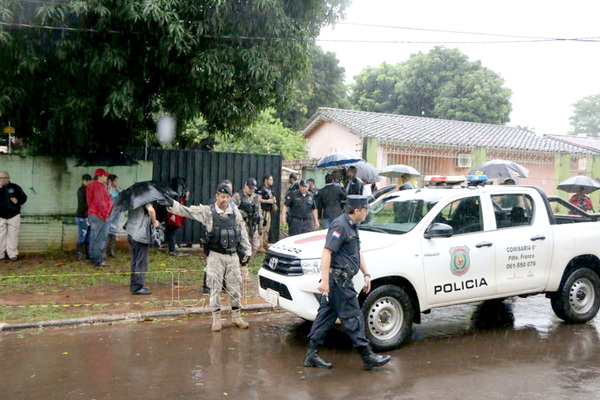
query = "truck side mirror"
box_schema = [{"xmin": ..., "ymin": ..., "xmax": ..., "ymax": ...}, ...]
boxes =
[{"xmin": 424, "ymin": 223, "xmax": 454, "ymax": 239}]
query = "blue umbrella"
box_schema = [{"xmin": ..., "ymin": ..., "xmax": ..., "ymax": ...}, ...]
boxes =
[{"xmin": 315, "ymin": 152, "xmax": 363, "ymax": 169}]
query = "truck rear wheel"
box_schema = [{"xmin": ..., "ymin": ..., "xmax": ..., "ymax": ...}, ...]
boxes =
[
  {"xmin": 551, "ymin": 268, "xmax": 600, "ymax": 323},
  {"xmin": 361, "ymin": 285, "xmax": 413, "ymax": 351}
]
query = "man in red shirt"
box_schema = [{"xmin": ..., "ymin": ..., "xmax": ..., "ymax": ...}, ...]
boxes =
[{"xmin": 86, "ymin": 168, "xmax": 114, "ymax": 266}]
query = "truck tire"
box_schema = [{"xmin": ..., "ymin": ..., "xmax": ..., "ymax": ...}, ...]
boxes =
[
  {"xmin": 361, "ymin": 285, "xmax": 414, "ymax": 351},
  {"xmin": 551, "ymin": 268, "xmax": 600, "ymax": 323}
]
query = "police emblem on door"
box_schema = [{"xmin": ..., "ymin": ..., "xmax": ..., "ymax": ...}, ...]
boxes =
[
  {"xmin": 449, "ymin": 246, "xmax": 470, "ymax": 276},
  {"xmin": 268, "ymin": 257, "xmax": 278, "ymax": 270}
]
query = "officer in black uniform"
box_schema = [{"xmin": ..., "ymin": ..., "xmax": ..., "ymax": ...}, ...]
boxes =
[
  {"xmin": 316, "ymin": 173, "xmax": 346, "ymax": 229},
  {"xmin": 282, "ymin": 180, "xmax": 319, "ymax": 236},
  {"xmin": 304, "ymin": 195, "xmax": 391, "ymax": 370},
  {"xmin": 286, "ymin": 173, "xmax": 299, "ymax": 195}
]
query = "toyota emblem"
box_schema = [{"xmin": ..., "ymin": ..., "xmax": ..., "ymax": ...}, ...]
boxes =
[{"xmin": 268, "ymin": 257, "xmax": 278, "ymax": 270}]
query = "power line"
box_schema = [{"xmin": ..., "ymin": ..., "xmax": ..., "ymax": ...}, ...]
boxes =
[{"xmin": 337, "ymin": 21, "xmax": 598, "ymax": 42}]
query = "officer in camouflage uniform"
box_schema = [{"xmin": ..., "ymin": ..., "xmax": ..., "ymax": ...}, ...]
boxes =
[
  {"xmin": 304, "ymin": 195, "xmax": 391, "ymax": 370},
  {"xmin": 166, "ymin": 183, "xmax": 251, "ymax": 332},
  {"xmin": 282, "ymin": 180, "xmax": 319, "ymax": 236},
  {"xmin": 233, "ymin": 178, "xmax": 262, "ymax": 256}
]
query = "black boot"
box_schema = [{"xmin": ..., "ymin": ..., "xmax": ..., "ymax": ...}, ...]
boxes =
[
  {"xmin": 357, "ymin": 346, "xmax": 391, "ymax": 370},
  {"xmin": 77, "ymin": 243, "xmax": 84, "ymax": 262},
  {"xmin": 303, "ymin": 344, "xmax": 332, "ymax": 369}
]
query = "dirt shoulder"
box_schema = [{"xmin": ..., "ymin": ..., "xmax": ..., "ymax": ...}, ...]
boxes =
[{"xmin": 0, "ymin": 247, "xmax": 268, "ymax": 325}]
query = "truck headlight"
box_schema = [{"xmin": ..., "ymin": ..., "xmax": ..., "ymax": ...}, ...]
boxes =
[{"xmin": 301, "ymin": 259, "xmax": 321, "ymax": 275}]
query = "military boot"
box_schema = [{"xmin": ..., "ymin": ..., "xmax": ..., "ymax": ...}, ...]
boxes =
[
  {"xmin": 231, "ymin": 308, "xmax": 249, "ymax": 329},
  {"xmin": 211, "ymin": 311, "xmax": 222, "ymax": 332},
  {"xmin": 303, "ymin": 349, "xmax": 332, "ymax": 369},
  {"xmin": 77, "ymin": 243, "xmax": 85, "ymax": 262},
  {"xmin": 357, "ymin": 346, "xmax": 391, "ymax": 370}
]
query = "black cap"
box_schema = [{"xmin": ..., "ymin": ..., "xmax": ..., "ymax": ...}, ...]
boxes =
[
  {"xmin": 346, "ymin": 195, "xmax": 370, "ymax": 209},
  {"xmin": 245, "ymin": 178, "xmax": 257, "ymax": 189},
  {"xmin": 307, "ymin": 177, "xmax": 315, "ymax": 183},
  {"xmin": 216, "ymin": 183, "xmax": 233, "ymax": 196},
  {"xmin": 298, "ymin": 179, "xmax": 308, "ymax": 187},
  {"xmin": 289, "ymin": 173, "xmax": 298, "ymax": 180}
]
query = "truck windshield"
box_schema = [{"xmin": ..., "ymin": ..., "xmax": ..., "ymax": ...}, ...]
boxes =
[{"xmin": 360, "ymin": 194, "xmax": 441, "ymax": 234}]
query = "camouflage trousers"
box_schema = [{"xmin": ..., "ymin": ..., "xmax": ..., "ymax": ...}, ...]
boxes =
[
  {"xmin": 259, "ymin": 211, "xmax": 271, "ymax": 250},
  {"xmin": 245, "ymin": 225, "xmax": 261, "ymax": 257},
  {"xmin": 206, "ymin": 251, "xmax": 242, "ymax": 311}
]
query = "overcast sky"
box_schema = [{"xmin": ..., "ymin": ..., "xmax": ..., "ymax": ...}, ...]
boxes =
[{"xmin": 317, "ymin": 0, "xmax": 600, "ymax": 136}]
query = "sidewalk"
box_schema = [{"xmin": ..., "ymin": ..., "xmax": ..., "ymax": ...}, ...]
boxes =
[{"xmin": 0, "ymin": 247, "xmax": 274, "ymax": 330}]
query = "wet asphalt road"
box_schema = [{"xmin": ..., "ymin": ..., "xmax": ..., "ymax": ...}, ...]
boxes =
[{"xmin": 2, "ymin": 295, "xmax": 600, "ymax": 400}]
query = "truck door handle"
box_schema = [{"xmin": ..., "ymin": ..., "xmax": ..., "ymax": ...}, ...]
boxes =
[
  {"xmin": 530, "ymin": 235, "xmax": 546, "ymax": 241},
  {"xmin": 476, "ymin": 241, "xmax": 493, "ymax": 248}
]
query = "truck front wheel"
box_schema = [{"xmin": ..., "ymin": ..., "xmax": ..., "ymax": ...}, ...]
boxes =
[
  {"xmin": 361, "ymin": 285, "xmax": 414, "ymax": 351},
  {"xmin": 551, "ymin": 268, "xmax": 600, "ymax": 323}
]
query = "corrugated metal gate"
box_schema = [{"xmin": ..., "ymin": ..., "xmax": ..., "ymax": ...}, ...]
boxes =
[{"xmin": 130, "ymin": 148, "xmax": 282, "ymax": 244}]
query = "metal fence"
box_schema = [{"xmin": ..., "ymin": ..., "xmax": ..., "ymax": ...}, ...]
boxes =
[{"xmin": 129, "ymin": 148, "xmax": 282, "ymax": 244}]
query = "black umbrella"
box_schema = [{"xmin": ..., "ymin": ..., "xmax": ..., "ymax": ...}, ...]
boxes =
[
  {"xmin": 469, "ymin": 159, "xmax": 529, "ymax": 179},
  {"xmin": 557, "ymin": 175, "xmax": 600, "ymax": 194},
  {"xmin": 315, "ymin": 152, "xmax": 363, "ymax": 169},
  {"xmin": 111, "ymin": 181, "xmax": 179, "ymax": 216}
]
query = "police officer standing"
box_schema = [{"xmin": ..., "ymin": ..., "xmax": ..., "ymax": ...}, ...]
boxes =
[
  {"xmin": 282, "ymin": 180, "xmax": 319, "ymax": 236},
  {"xmin": 166, "ymin": 183, "xmax": 252, "ymax": 332},
  {"xmin": 304, "ymin": 195, "xmax": 391, "ymax": 370},
  {"xmin": 256, "ymin": 175, "xmax": 277, "ymax": 252},
  {"xmin": 286, "ymin": 173, "xmax": 299, "ymax": 195},
  {"xmin": 316, "ymin": 174, "xmax": 346, "ymax": 229},
  {"xmin": 233, "ymin": 178, "xmax": 261, "ymax": 256}
]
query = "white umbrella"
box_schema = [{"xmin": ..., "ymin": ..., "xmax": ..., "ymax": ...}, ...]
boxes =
[
  {"xmin": 379, "ymin": 164, "xmax": 421, "ymax": 178},
  {"xmin": 315, "ymin": 152, "xmax": 363, "ymax": 169}
]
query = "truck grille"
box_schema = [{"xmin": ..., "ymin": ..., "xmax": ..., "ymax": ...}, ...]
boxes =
[
  {"xmin": 259, "ymin": 276, "xmax": 292, "ymax": 300},
  {"xmin": 263, "ymin": 252, "xmax": 302, "ymax": 276}
]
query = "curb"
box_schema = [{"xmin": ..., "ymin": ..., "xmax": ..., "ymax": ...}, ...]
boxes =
[{"xmin": 0, "ymin": 303, "xmax": 275, "ymax": 332}]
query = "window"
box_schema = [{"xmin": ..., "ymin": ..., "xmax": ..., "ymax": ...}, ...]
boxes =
[
  {"xmin": 432, "ymin": 196, "xmax": 483, "ymax": 235},
  {"xmin": 361, "ymin": 194, "xmax": 441, "ymax": 234},
  {"xmin": 491, "ymin": 194, "xmax": 534, "ymax": 228}
]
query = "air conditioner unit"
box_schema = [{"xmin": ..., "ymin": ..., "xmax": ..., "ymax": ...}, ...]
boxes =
[{"xmin": 455, "ymin": 154, "xmax": 472, "ymax": 169}]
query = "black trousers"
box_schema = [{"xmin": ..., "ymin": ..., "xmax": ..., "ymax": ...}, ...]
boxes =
[
  {"xmin": 289, "ymin": 217, "xmax": 313, "ymax": 236},
  {"xmin": 307, "ymin": 280, "xmax": 369, "ymax": 348},
  {"xmin": 128, "ymin": 235, "xmax": 149, "ymax": 291},
  {"xmin": 166, "ymin": 225, "xmax": 179, "ymax": 253}
]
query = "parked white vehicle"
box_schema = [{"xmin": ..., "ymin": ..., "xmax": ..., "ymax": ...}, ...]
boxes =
[{"xmin": 259, "ymin": 179, "xmax": 600, "ymax": 350}]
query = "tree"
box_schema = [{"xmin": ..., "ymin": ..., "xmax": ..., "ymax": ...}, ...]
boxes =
[
  {"xmin": 177, "ymin": 108, "xmax": 306, "ymax": 159},
  {"xmin": 214, "ymin": 109, "xmax": 307, "ymax": 159},
  {"xmin": 569, "ymin": 94, "xmax": 600, "ymax": 137},
  {"xmin": 0, "ymin": 0, "xmax": 348, "ymax": 156},
  {"xmin": 351, "ymin": 47, "xmax": 512, "ymax": 124},
  {"xmin": 276, "ymin": 45, "xmax": 349, "ymax": 130},
  {"xmin": 350, "ymin": 63, "xmax": 403, "ymax": 114}
]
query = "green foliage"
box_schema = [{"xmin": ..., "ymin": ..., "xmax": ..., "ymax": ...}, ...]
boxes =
[
  {"xmin": 569, "ymin": 94, "xmax": 600, "ymax": 136},
  {"xmin": 351, "ymin": 47, "xmax": 512, "ymax": 124},
  {"xmin": 276, "ymin": 45, "xmax": 349, "ymax": 130},
  {"xmin": 178, "ymin": 109, "xmax": 307, "ymax": 159},
  {"xmin": 0, "ymin": 0, "xmax": 348, "ymax": 156}
]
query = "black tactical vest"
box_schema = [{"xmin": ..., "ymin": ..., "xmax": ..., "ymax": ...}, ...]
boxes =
[
  {"xmin": 207, "ymin": 204, "xmax": 241, "ymax": 253},
  {"xmin": 238, "ymin": 190, "xmax": 259, "ymax": 217}
]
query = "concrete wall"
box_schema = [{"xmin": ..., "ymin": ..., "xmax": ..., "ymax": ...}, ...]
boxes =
[
  {"xmin": 0, "ymin": 155, "xmax": 152, "ymax": 253},
  {"xmin": 305, "ymin": 121, "xmax": 362, "ymax": 159}
]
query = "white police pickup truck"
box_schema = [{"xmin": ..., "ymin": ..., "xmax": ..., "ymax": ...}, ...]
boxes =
[{"xmin": 258, "ymin": 177, "xmax": 600, "ymax": 350}]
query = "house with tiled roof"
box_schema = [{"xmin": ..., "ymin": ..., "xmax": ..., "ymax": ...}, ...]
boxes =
[{"xmin": 303, "ymin": 108, "xmax": 600, "ymax": 198}]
